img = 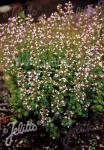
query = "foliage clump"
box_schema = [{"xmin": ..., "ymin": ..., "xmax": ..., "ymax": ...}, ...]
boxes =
[{"xmin": 0, "ymin": 2, "xmax": 104, "ymax": 138}]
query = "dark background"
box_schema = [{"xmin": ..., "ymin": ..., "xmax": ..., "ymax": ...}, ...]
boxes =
[
  {"xmin": 0, "ymin": 0, "xmax": 100, "ymax": 23},
  {"xmin": 0, "ymin": 0, "xmax": 99, "ymax": 8}
]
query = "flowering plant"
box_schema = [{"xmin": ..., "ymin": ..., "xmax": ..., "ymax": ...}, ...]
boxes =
[{"xmin": 0, "ymin": 2, "xmax": 104, "ymax": 138}]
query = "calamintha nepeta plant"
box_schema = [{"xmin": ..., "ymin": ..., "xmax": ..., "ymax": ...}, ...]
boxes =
[{"xmin": 0, "ymin": 1, "xmax": 104, "ymax": 138}]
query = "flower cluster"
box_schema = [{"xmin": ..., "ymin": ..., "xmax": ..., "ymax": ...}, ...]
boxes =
[{"xmin": 0, "ymin": 1, "xmax": 104, "ymax": 138}]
